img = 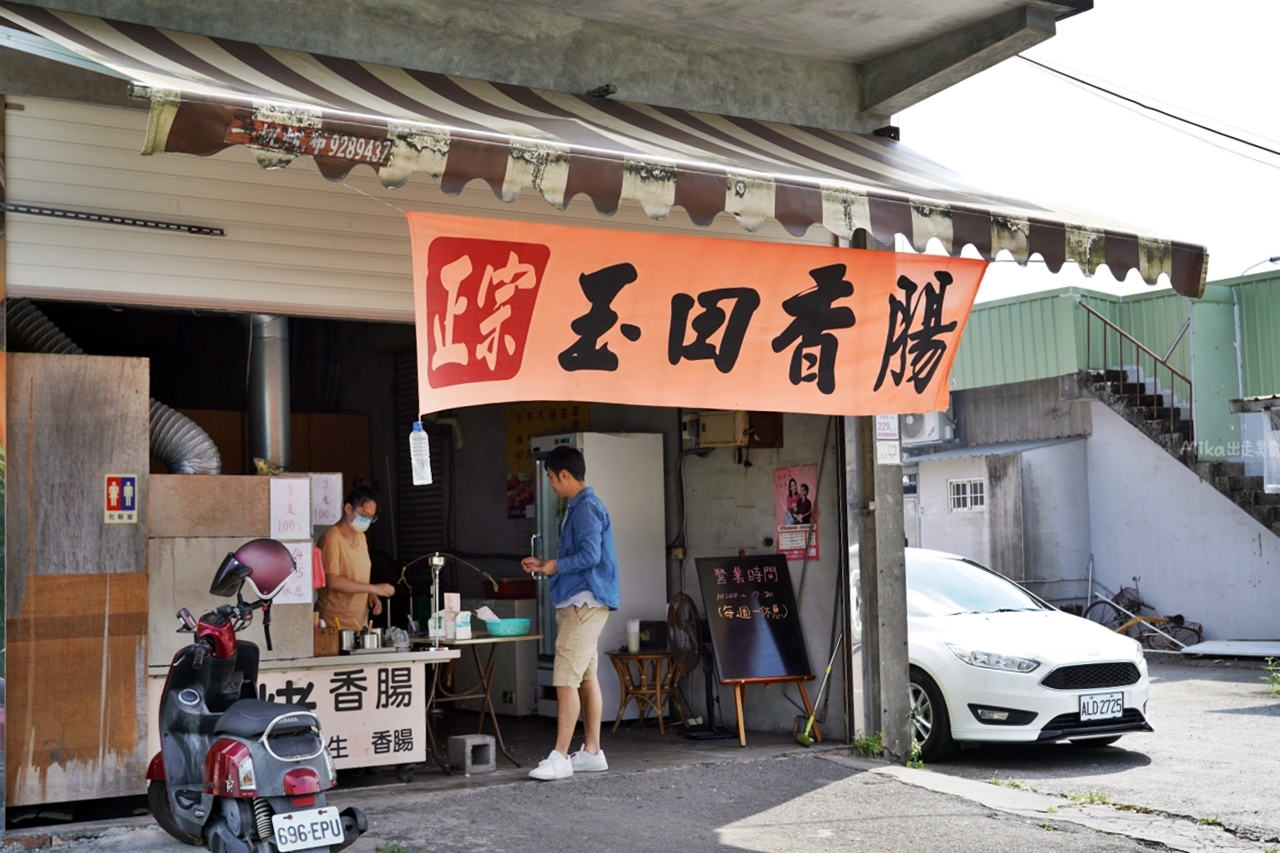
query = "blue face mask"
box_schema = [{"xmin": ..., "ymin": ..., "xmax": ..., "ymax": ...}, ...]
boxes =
[{"xmin": 351, "ymin": 514, "xmax": 373, "ymax": 533}]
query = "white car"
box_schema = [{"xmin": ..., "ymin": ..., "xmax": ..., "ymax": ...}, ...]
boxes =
[{"xmin": 904, "ymin": 548, "xmax": 1151, "ymax": 761}]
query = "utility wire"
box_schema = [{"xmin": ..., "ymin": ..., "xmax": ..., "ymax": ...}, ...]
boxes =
[
  {"xmin": 1018, "ymin": 55, "xmax": 1280, "ymax": 160},
  {"xmin": 1022, "ymin": 56, "xmax": 1280, "ymax": 149}
]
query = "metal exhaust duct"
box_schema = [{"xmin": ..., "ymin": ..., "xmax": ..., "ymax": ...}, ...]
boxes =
[
  {"xmin": 7, "ymin": 298, "xmax": 222, "ymax": 474},
  {"xmin": 247, "ymin": 313, "xmax": 291, "ymax": 471}
]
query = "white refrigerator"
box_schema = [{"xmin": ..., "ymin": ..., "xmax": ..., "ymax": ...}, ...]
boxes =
[{"xmin": 530, "ymin": 432, "xmax": 667, "ymax": 720}]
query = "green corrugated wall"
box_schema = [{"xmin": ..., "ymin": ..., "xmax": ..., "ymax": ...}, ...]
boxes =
[
  {"xmin": 947, "ymin": 275, "xmax": 1280, "ymax": 462},
  {"xmin": 1229, "ymin": 273, "xmax": 1280, "ymax": 399},
  {"xmin": 950, "ymin": 286, "xmax": 1191, "ymax": 392}
]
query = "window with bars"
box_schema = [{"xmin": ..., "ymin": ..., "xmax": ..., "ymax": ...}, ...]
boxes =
[{"xmin": 948, "ymin": 478, "xmax": 985, "ymax": 512}]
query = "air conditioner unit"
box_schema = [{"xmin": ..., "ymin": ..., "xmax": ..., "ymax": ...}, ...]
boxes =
[{"xmin": 901, "ymin": 411, "xmax": 954, "ymax": 447}]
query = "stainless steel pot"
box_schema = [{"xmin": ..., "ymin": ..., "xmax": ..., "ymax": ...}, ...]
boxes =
[
  {"xmin": 339, "ymin": 630, "xmax": 357, "ymax": 651},
  {"xmin": 362, "ymin": 628, "xmax": 383, "ymax": 649}
]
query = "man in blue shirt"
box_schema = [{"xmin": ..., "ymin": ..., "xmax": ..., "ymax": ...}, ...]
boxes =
[{"xmin": 521, "ymin": 445, "xmax": 620, "ymax": 780}]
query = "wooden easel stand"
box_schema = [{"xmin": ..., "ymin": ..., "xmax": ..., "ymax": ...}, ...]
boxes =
[{"xmin": 724, "ymin": 675, "xmax": 818, "ymax": 747}]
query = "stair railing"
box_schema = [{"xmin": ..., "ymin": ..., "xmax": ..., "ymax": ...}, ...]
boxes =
[{"xmin": 1081, "ymin": 301, "xmax": 1193, "ymax": 444}]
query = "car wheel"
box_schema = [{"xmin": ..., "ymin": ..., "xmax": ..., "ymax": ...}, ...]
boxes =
[
  {"xmin": 909, "ymin": 667, "xmax": 956, "ymax": 762},
  {"xmin": 1070, "ymin": 735, "xmax": 1121, "ymax": 747}
]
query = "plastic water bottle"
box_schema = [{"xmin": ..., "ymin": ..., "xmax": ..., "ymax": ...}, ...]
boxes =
[{"xmin": 409, "ymin": 421, "xmax": 433, "ymax": 485}]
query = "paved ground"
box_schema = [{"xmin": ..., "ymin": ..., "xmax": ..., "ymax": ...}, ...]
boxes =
[
  {"xmin": 6, "ymin": 655, "xmax": 1278, "ymax": 852},
  {"xmin": 4, "ymin": 755, "xmax": 1173, "ymax": 853},
  {"xmin": 928, "ymin": 655, "xmax": 1280, "ymax": 844}
]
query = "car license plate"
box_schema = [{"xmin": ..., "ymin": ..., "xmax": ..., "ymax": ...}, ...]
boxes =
[
  {"xmin": 272, "ymin": 807, "xmax": 343, "ymax": 852},
  {"xmin": 1078, "ymin": 691, "xmax": 1124, "ymax": 721}
]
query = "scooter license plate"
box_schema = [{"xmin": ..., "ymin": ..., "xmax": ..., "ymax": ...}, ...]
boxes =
[{"xmin": 271, "ymin": 807, "xmax": 343, "ymax": 852}]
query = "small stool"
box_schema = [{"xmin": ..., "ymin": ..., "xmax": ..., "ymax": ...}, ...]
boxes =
[{"xmin": 448, "ymin": 734, "xmax": 496, "ymax": 776}]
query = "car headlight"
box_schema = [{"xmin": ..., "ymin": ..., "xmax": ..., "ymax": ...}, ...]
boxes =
[{"xmin": 947, "ymin": 644, "xmax": 1040, "ymax": 673}]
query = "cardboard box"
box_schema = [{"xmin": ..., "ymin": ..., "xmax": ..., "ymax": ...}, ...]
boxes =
[{"xmin": 445, "ymin": 610, "xmax": 473, "ymax": 641}]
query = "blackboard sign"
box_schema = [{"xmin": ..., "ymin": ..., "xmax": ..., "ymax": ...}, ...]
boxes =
[{"xmin": 695, "ymin": 554, "xmax": 812, "ymax": 683}]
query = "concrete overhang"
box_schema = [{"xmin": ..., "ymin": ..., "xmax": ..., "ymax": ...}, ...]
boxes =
[
  {"xmin": 5, "ymin": 0, "xmax": 1091, "ymax": 125},
  {"xmin": 511, "ymin": 0, "xmax": 1090, "ymax": 63}
]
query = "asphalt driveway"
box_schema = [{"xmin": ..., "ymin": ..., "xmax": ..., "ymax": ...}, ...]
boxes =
[{"xmin": 927, "ymin": 655, "xmax": 1280, "ymax": 843}]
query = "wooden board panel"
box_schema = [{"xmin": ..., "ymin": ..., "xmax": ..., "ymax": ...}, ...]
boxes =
[
  {"xmin": 6, "ymin": 352, "xmax": 151, "ymax": 805},
  {"xmin": 7, "ymin": 353, "xmax": 149, "ymax": 590},
  {"xmin": 299, "ymin": 413, "xmax": 371, "ymax": 494},
  {"xmin": 179, "ymin": 409, "xmax": 247, "ymax": 476},
  {"xmin": 291, "ymin": 412, "xmax": 311, "ymax": 473},
  {"xmin": 7, "ymin": 572, "xmax": 149, "ymax": 805},
  {"xmin": 147, "ymin": 475, "xmax": 268, "ymax": 539}
]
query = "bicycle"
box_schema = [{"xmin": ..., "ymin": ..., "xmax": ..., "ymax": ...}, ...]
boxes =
[{"xmin": 1083, "ymin": 577, "xmax": 1204, "ymax": 651}]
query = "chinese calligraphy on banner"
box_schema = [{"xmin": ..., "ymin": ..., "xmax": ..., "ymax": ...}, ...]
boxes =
[
  {"xmin": 774, "ymin": 464, "xmax": 819, "ymax": 560},
  {"xmin": 408, "ymin": 212, "xmax": 987, "ymax": 417},
  {"xmin": 257, "ymin": 663, "xmax": 423, "ymax": 769},
  {"xmin": 504, "ymin": 402, "xmax": 589, "ymax": 519}
]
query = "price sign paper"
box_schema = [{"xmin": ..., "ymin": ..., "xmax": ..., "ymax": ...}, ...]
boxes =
[
  {"xmin": 310, "ymin": 473, "xmax": 344, "ymax": 528},
  {"xmin": 270, "ymin": 476, "xmax": 312, "ymax": 541}
]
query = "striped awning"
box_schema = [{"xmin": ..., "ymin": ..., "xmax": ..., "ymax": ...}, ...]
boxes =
[{"xmin": 0, "ymin": 2, "xmax": 1209, "ymax": 298}]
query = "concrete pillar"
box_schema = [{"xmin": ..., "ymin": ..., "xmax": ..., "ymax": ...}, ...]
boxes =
[
  {"xmin": 847, "ymin": 415, "xmax": 909, "ymax": 761},
  {"xmin": 872, "ymin": 426, "xmax": 909, "ymax": 762},
  {"xmin": 843, "ymin": 219, "xmax": 911, "ymax": 762}
]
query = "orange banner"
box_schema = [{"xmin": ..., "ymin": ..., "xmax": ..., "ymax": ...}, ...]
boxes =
[{"xmin": 409, "ymin": 212, "xmax": 986, "ymax": 417}]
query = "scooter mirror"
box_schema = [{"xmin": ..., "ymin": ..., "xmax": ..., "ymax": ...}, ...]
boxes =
[{"xmin": 211, "ymin": 553, "xmax": 251, "ymax": 597}]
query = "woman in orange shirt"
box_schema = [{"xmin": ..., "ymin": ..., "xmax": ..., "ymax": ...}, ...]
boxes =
[{"xmin": 316, "ymin": 478, "xmax": 395, "ymax": 629}]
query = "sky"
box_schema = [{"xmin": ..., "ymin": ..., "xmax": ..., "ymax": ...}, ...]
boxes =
[{"xmin": 897, "ymin": 0, "xmax": 1280, "ymax": 302}]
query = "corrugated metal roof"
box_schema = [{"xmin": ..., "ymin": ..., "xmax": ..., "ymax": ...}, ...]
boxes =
[
  {"xmin": 904, "ymin": 436, "xmax": 1082, "ymax": 463},
  {"xmin": 0, "ymin": 0, "xmax": 1208, "ymax": 297}
]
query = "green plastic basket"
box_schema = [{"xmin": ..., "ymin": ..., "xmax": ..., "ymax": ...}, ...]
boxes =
[{"xmin": 485, "ymin": 617, "xmax": 531, "ymax": 637}]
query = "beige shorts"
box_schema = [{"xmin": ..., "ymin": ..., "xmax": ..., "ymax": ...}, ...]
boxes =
[{"xmin": 553, "ymin": 605, "xmax": 610, "ymax": 687}]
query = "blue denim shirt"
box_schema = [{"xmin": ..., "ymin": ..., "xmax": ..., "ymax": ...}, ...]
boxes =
[{"xmin": 549, "ymin": 486, "xmax": 620, "ymax": 610}]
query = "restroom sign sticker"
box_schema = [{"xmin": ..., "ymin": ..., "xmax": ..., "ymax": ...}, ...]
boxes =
[{"xmin": 104, "ymin": 474, "xmax": 138, "ymax": 524}]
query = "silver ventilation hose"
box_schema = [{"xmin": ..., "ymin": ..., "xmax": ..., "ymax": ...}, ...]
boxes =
[{"xmin": 7, "ymin": 299, "xmax": 222, "ymax": 474}]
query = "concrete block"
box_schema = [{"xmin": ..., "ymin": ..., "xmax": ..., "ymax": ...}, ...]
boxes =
[
  {"xmin": 448, "ymin": 734, "xmax": 496, "ymax": 775},
  {"xmin": 148, "ymin": 537, "xmax": 312, "ymax": 666},
  {"xmin": 149, "ymin": 475, "xmax": 269, "ymax": 538}
]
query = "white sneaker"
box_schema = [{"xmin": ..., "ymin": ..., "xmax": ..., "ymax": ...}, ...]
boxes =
[
  {"xmin": 570, "ymin": 747, "xmax": 608, "ymax": 772},
  {"xmin": 528, "ymin": 750, "xmax": 573, "ymax": 781}
]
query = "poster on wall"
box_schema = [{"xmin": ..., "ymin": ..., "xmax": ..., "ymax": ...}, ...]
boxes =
[
  {"xmin": 504, "ymin": 402, "xmax": 589, "ymax": 519},
  {"xmin": 774, "ymin": 464, "xmax": 819, "ymax": 561}
]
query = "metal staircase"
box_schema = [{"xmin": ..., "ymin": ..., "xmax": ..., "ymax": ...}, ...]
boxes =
[{"xmin": 1077, "ymin": 303, "xmax": 1280, "ymax": 538}]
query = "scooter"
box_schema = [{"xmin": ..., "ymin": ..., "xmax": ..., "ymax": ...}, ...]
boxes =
[{"xmin": 148, "ymin": 538, "xmax": 368, "ymax": 853}]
